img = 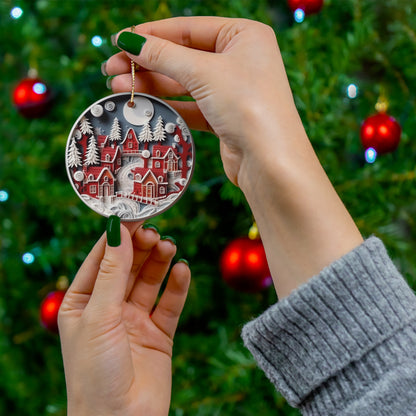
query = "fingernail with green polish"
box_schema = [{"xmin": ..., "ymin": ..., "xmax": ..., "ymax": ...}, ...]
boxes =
[
  {"xmin": 106, "ymin": 76, "xmax": 114, "ymax": 90},
  {"xmin": 107, "ymin": 215, "xmax": 121, "ymax": 247},
  {"xmin": 178, "ymin": 258, "xmax": 189, "ymax": 266},
  {"xmin": 161, "ymin": 235, "xmax": 176, "ymax": 245},
  {"xmin": 142, "ymin": 223, "xmax": 159, "ymax": 233},
  {"xmin": 117, "ymin": 32, "xmax": 147, "ymax": 55},
  {"xmin": 101, "ymin": 60, "xmax": 108, "ymax": 76},
  {"xmin": 110, "ymin": 33, "xmax": 118, "ymax": 46}
]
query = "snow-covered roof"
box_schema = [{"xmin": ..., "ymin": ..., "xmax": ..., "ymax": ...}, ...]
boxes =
[
  {"xmin": 132, "ymin": 167, "xmax": 167, "ymax": 184},
  {"xmin": 152, "ymin": 145, "xmax": 179, "ymax": 160},
  {"xmin": 85, "ymin": 166, "xmax": 115, "ymax": 182},
  {"xmin": 120, "ymin": 128, "xmax": 138, "ymax": 145},
  {"xmin": 97, "ymin": 135, "xmax": 109, "ymax": 147},
  {"xmin": 101, "ymin": 146, "xmax": 120, "ymax": 162}
]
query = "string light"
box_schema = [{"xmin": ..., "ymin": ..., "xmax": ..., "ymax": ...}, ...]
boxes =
[
  {"xmin": 22, "ymin": 252, "xmax": 35, "ymax": 264},
  {"xmin": 10, "ymin": 7, "xmax": 23, "ymax": 19},
  {"xmin": 91, "ymin": 35, "xmax": 103, "ymax": 47},
  {"xmin": 294, "ymin": 8, "xmax": 305, "ymax": 23},
  {"xmin": 0, "ymin": 190, "xmax": 8, "ymax": 202},
  {"xmin": 365, "ymin": 147, "xmax": 377, "ymax": 164},
  {"xmin": 347, "ymin": 83, "xmax": 358, "ymax": 99},
  {"xmin": 33, "ymin": 82, "xmax": 47, "ymax": 94}
]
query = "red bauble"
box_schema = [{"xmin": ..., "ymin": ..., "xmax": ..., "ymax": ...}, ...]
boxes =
[
  {"xmin": 287, "ymin": 0, "xmax": 324, "ymax": 14},
  {"xmin": 360, "ymin": 113, "xmax": 401, "ymax": 155},
  {"xmin": 40, "ymin": 290, "xmax": 66, "ymax": 332},
  {"xmin": 220, "ymin": 237, "xmax": 272, "ymax": 293},
  {"xmin": 13, "ymin": 77, "xmax": 52, "ymax": 118}
]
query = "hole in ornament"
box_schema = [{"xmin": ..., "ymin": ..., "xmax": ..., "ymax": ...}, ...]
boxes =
[{"xmin": 128, "ymin": 101, "xmax": 135, "ymax": 108}]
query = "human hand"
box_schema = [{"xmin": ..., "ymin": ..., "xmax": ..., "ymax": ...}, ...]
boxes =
[
  {"xmin": 104, "ymin": 17, "xmax": 362, "ymax": 299},
  {"xmin": 58, "ymin": 218, "xmax": 191, "ymax": 416},
  {"xmin": 104, "ymin": 17, "xmax": 363, "ymax": 299},
  {"xmin": 104, "ymin": 17, "xmax": 303, "ymax": 187}
]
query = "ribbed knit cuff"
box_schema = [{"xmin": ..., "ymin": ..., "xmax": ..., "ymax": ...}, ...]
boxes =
[{"xmin": 241, "ymin": 237, "xmax": 416, "ymax": 413}]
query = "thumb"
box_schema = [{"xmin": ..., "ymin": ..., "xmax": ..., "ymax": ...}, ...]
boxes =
[
  {"xmin": 116, "ymin": 31, "xmax": 208, "ymax": 93},
  {"xmin": 88, "ymin": 216, "xmax": 133, "ymax": 310}
]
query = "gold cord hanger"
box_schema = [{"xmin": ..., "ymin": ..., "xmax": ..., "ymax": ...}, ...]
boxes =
[{"xmin": 128, "ymin": 26, "xmax": 137, "ymax": 108}]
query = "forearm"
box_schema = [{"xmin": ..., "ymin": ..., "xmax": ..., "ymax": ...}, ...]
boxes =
[
  {"xmin": 242, "ymin": 237, "xmax": 416, "ymax": 414},
  {"xmin": 238, "ymin": 108, "xmax": 363, "ymax": 298}
]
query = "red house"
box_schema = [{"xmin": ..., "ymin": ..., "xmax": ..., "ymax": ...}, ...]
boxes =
[
  {"xmin": 151, "ymin": 145, "xmax": 180, "ymax": 172},
  {"xmin": 131, "ymin": 166, "xmax": 168, "ymax": 201},
  {"xmin": 101, "ymin": 146, "xmax": 122, "ymax": 173},
  {"xmin": 83, "ymin": 167, "xmax": 115, "ymax": 199},
  {"xmin": 97, "ymin": 134, "xmax": 109, "ymax": 148},
  {"xmin": 121, "ymin": 128, "xmax": 140, "ymax": 155}
]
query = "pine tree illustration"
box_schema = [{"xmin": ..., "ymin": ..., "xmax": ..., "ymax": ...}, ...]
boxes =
[
  {"xmin": 85, "ymin": 135, "xmax": 100, "ymax": 165},
  {"xmin": 153, "ymin": 116, "xmax": 166, "ymax": 142},
  {"xmin": 139, "ymin": 122, "xmax": 153, "ymax": 144},
  {"xmin": 79, "ymin": 117, "xmax": 94, "ymax": 135},
  {"xmin": 109, "ymin": 117, "xmax": 121, "ymax": 142},
  {"xmin": 67, "ymin": 137, "xmax": 82, "ymax": 168}
]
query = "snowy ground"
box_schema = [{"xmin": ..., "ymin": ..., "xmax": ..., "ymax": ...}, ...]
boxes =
[{"xmin": 81, "ymin": 192, "xmax": 182, "ymax": 220}]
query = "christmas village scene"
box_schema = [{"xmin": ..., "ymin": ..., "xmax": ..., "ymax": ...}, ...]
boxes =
[{"xmin": 66, "ymin": 94, "xmax": 194, "ymax": 220}]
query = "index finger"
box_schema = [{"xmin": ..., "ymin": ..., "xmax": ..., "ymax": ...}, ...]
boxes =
[
  {"xmin": 125, "ymin": 16, "xmax": 232, "ymax": 52},
  {"xmin": 105, "ymin": 17, "xmax": 232, "ymax": 76}
]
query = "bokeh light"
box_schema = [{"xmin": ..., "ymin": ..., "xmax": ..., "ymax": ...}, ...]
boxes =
[
  {"xmin": 10, "ymin": 7, "xmax": 23, "ymax": 19},
  {"xmin": 365, "ymin": 147, "xmax": 377, "ymax": 164},
  {"xmin": 294, "ymin": 8, "xmax": 305, "ymax": 23}
]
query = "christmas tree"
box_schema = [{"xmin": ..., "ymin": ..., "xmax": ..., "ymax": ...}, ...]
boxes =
[
  {"xmin": 139, "ymin": 121, "xmax": 154, "ymax": 145},
  {"xmin": 154, "ymin": 115, "xmax": 167, "ymax": 142},
  {"xmin": 84, "ymin": 135, "xmax": 100, "ymax": 166},
  {"xmin": 66, "ymin": 138, "xmax": 82, "ymax": 169},
  {"xmin": 1, "ymin": 0, "xmax": 416, "ymax": 415},
  {"xmin": 109, "ymin": 117, "xmax": 122, "ymax": 142}
]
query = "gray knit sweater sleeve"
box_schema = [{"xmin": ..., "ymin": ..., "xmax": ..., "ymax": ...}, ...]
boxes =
[{"xmin": 241, "ymin": 237, "xmax": 416, "ymax": 415}]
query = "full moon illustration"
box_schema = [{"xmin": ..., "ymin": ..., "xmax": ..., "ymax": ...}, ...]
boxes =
[{"xmin": 123, "ymin": 96, "xmax": 154, "ymax": 126}]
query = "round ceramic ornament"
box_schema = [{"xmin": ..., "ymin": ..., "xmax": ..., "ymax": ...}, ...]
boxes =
[{"xmin": 65, "ymin": 92, "xmax": 195, "ymax": 221}]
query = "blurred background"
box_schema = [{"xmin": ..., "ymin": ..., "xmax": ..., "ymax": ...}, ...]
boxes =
[{"xmin": 1, "ymin": 0, "xmax": 416, "ymax": 414}]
